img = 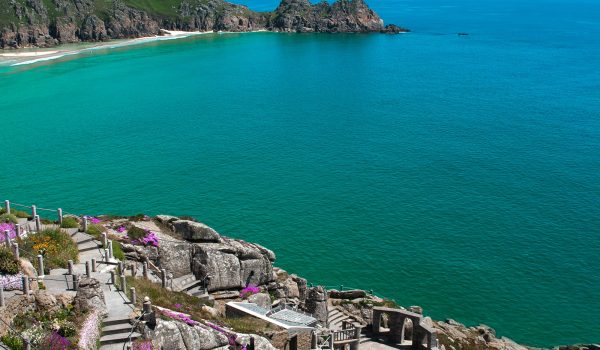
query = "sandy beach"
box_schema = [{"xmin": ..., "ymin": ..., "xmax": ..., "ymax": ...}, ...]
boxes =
[{"xmin": 0, "ymin": 30, "xmax": 214, "ymax": 66}]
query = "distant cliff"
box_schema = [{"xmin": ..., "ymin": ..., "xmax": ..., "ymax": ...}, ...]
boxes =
[{"xmin": 0, "ymin": 0, "xmax": 408, "ymax": 49}]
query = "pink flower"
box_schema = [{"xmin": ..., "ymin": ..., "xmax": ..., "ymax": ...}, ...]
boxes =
[
  {"xmin": 240, "ymin": 285, "xmax": 260, "ymax": 298},
  {"xmin": 117, "ymin": 226, "xmax": 126, "ymax": 233}
]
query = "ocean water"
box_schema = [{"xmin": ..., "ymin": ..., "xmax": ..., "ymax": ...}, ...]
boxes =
[{"xmin": 1, "ymin": 0, "xmax": 599, "ymax": 346}]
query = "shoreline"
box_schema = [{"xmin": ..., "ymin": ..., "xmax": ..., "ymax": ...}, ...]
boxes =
[{"xmin": 0, "ymin": 29, "xmax": 261, "ymax": 67}]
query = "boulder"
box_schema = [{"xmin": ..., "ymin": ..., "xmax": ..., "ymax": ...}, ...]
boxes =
[
  {"xmin": 73, "ymin": 277, "xmax": 106, "ymax": 316},
  {"xmin": 408, "ymin": 305, "xmax": 423, "ymax": 314},
  {"xmin": 33, "ymin": 290, "xmax": 59, "ymax": 312},
  {"xmin": 329, "ymin": 289, "xmax": 367, "ymax": 299},
  {"xmin": 156, "ymin": 215, "xmax": 179, "ymax": 223},
  {"xmin": 158, "ymin": 239, "xmax": 192, "ymax": 278},
  {"xmin": 236, "ymin": 333, "xmax": 277, "ymax": 350},
  {"xmin": 172, "ymin": 220, "xmax": 221, "ymax": 242},
  {"xmin": 248, "ymin": 293, "xmax": 272, "ymax": 310}
]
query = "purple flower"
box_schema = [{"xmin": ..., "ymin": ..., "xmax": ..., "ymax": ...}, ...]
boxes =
[
  {"xmin": 78, "ymin": 309, "xmax": 102, "ymax": 350},
  {"xmin": 174, "ymin": 303, "xmax": 182, "ymax": 309},
  {"xmin": 117, "ymin": 226, "xmax": 126, "ymax": 233},
  {"xmin": 43, "ymin": 332, "xmax": 71, "ymax": 350},
  {"xmin": 89, "ymin": 217, "xmax": 101, "ymax": 224},
  {"xmin": 240, "ymin": 284, "xmax": 261, "ymax": 298},
  {"xmin": 0, "ymin": 222, "xmax": 16, "ymax": 243},
  {"xmin": 130, "ymin": 230, "xmax": 159, "ymax": 247},
  {"xmin": 160, "ymin": 309, "xmax": 199, "ymax": 326},
  {"xmin": 0, "ymin": 273, "xmax": 23, "ymax": 291},
  {"xmin": 133, "ymin": 340, "xmax": 153, "ymax": 350}
]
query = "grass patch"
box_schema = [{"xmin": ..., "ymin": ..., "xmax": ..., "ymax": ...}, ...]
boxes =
[
  {"xmin": 60, "ymin": 217, "xmax": 80, "ymax": 229},
  {"xmin": 126, "ymin": 276, "xmax": 210, "ymax": 320},
  {"xmin": 22, "ymin": 228, "xmax": 78, "ymax": 273},
  {"xmin": 112, "ymin": 241, "xmax": 125, "ymax": 261},
  {"xmin": 219, "ymin": 316, "xmax": 275, "ymax": 335},
  {"xmin": 86, "ymin": 224, "xmax": 105, "ymax": 241}
]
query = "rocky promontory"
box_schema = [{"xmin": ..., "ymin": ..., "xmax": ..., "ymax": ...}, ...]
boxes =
[{"xmin": 0, "ymin": 0, "xmax": 408, "ymax": 49}]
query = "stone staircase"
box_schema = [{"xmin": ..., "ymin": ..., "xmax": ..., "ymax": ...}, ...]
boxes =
[
  {"xmin": 70, "ymin": 229, "xmax": 102, "ymax": 253},
  {"xmin": 172, "ymin": 273, "xmax": 215, "ymax": 304},
  {"xmin": 99, "ymin": 316, "xmax": 141, "ymax": 350}
]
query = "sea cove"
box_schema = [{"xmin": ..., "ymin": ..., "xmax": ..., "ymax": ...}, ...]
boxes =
[{"xmin": 1, "ymin": 0, "xmax": 599, "ymax": 348}]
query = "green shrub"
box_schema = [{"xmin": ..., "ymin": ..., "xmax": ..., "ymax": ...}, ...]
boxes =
[
  {"xmin": 0, "ymin": 247, "xmax": 19, "ymax": 275},
  {"xmin": 127, "ymin": 226, "xmax": 148, "ymax": 240},
  {"xmin": 1, "ymin": 332, "xmax": 23, "ymax": 350},
  {"xmin": 112, "ymin": 241, "xmax": 125, "ymax": 261},
  {"xmin": 0, "ymin": 213, "xmax": 18, "ymax": 224},
  {"xmin": 12, "ymin": 210, "xmax": 30, "ymax": 219},
  {"xmin": 22, "ymin": 228, "xmax": 78, "ymax": 272},
  {"xmin": 86, "ymin": 224, "xmax": 104, "ymax": 241},
  {"xmin": 60, "ymin": 217, "xmax": 79, "ymax": 229}
]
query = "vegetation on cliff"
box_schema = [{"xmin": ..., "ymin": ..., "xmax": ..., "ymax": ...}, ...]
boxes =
[{"xmin": 0, "ymin": 0, "xmax": 407, "ymax": 48}]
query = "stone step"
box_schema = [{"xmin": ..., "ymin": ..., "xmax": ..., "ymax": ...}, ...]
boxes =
[
  {"xmin": 76, "ymin": 237, "xmax": 96, "ymax": 245},
  {"xmin": 78, "ymin": 241, "xmax": 101, "ymax": 253},
  {"xmin": 102, "ymin": 316, "xmax": 131, "ymax": 327},
  {"xmin": 99, "ymin": 332, "xmax": 140, "ymax": 345},
  {"xmin": 102, "ymin": 323, "xmax": 133, "ymax": 336},
  {"xmin": 177, "ymin": 279, "xmax": 203, "ymax": 292}
]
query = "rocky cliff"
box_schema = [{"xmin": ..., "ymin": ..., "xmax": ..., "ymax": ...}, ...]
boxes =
[{"xmin": 0, "ymin": 0, "xmax": 407, "ymax": 49}]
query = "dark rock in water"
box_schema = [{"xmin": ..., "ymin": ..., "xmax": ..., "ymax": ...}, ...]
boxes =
[
  {"xmin": 458, "ymin": 32, "xmax": 469, "ymax": 36},
  {"xmin": 382, "ymin": 24, "xmax": 410, "ymax": 34}
]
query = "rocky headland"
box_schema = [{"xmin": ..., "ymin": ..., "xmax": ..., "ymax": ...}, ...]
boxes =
[
  {"xmin": 0, "ymin": 209, "xmax": 596, "ymax": 350},
  {"xmin": 0, "ymin": 0, "xmax": 408, "ymax": 49}
]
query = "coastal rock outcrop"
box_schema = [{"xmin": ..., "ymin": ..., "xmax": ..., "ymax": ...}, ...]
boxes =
[
  {"xmin": 141, "ymin": 318, "xmax": 229, "ymax": 350},
  {"xmin": 0, "ymin": 0, "xmax": 405, "ymax": 48}
]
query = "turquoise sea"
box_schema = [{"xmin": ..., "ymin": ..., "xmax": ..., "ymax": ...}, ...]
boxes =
[{"xmin": 1, "ymin": 0, "xmax": 599, "ymax": 346}]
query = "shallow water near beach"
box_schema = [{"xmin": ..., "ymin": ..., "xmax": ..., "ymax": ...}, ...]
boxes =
[{"xmin": 1, "ymin": 0, "xmax": 599, "ymax": 346}]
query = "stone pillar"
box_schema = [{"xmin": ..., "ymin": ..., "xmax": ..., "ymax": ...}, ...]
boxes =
[
  {"xmin": 57, "ymin": 208, "xmax": 63, "ymax": 226},
  {"xmin": 108, "ymin": 240, "xmax": 114, "ymax": 259},
  {"xmin": 118, "ymin": 262, "xmax": 124, "ymax": 276},
  {"xmin": 372, "ymin": 309, "xmax": 381, "ymax": 334},
  {"xmin": 130, "ymin": 264, "xmax": 137, "ymax": 277},
  {"xmin": 142, "ymin": 262, "xmax": 148, "ymax": 279},
  {"xmin": 34, "ymin": 215, "xmax": 41, "ymax": 233},
  {"xmin": 91, "ymin": 258, "xmax": 97, "ymax": 272},
  {"xmin": 389, "ymin": 314, "xmax": 405, "ymax": 344},
  {"xmin": 22, "ymin": 276, "xmax": 29, "ymax": 296},
  {"xmin": 4, "ymin": 230, "xmax": 11, "ymax": 248},
  {"xmin": 120, "ymin": 274, "xmax": 126, "ymax": 292},
  {"xmin": 10, "ymin": 243, "xmax": 17, "ymax": 261},
  {"xmin": 37, "ymin": 255, "xmax": 44, "ymax": 277},
  {"xmin": 0, "ymin": 285, "xmax": 4, "ymax": 307},
  {"xmin": 130, "ymin": 287, "xmax": 137, "ymax": 304},
  {"xmin": 110, "ymin": 271, "xmax": 116, "ymax": 285},
  {"xmin": 72, "ymin": 274, "xmax": 79, "ymax": 291},
  {"xmin": 102, "ymin": 232, "xmax": 108, "ymax": 249},
  {"xmin": 161, "ymin": 269, "xmax": 167, "ymax": 288},
  {"xmin": 15, "ymin": 224, "xmax": 21, "ymax": 238},
  {"xmin": 85, "ymin": 261, "xmax": 91, "ymax": 278},
  {"xmin": 310, "ymin": 332, "xmax": 317, "ymax": 349},
  {"xmin": 31, "ymin": 205, "xmax": 36, "ymax": 219},
  {"xmin": 67, "ymin": 260, "xmax": 74, "ymax": 275},
  {"xmin": 350, "ymin": 326, "xmax": 362, "ymax": 350},
  {"xmin": 305, "ymin": 286, "xmax": 328, "ymax": 325},
  {"xmin": 3, "ymin": 200, "xmax": 9, "ymax": 214},
  {"xmin": 104, "ymin": 249, "xmax": 110, "ymax": 263},
  {"xmin": 82, "ymin": 217, "xmax": 89, "ymax": 232}
]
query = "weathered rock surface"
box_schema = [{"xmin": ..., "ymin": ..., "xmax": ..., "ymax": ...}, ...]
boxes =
[
  {"xmin": 142, "ymin": 318, "xmax": 229, "ymax": 350},
  {"xmin": 304, "ymin": 286, "xmax": 328, "ymax": 325},
  {"xmin": 73, "ymin": 277, "xmax": 107, "ymax": 316},
  {"xmin": 248, "ymin": 292, "xmax": 272, "ymax": 309},
  {"xmin": 236, "ymin": 333, "xmax": 278, "ymax": 350},
  {"xmin": 171, "ymin": 220, "xmax": 221, "ymax": 242}
]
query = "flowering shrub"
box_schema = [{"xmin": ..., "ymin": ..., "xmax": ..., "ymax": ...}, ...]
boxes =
[
  {"xmin": 41, "ymin": 331, "xmax": 71, "ymax": 350},
  {"xmin": 240, "ymin": 285, "xmax": 261, "ymax": 298},
  {"xmin": 160, "ymin": 308, "xmax": 199, "ymax": 326},
  {"xmin": 84, "ymin": 216, "xmax": 101, "ymax": 224},
  {"xmin": 0, "ymin": 273, "xmax": 23, "ymax": 290},
  {"xmin": 78, "ymin": 309, "xmax": 102, "ymax": 350},
  {"xmin": 133, "ymin": 339, "xmax": 153, "ymax": 350},
  {"xmin": 126, "ymin": 229, "xmax": 159, "ymax": 247},
  {"xmin": 22, "ymin": 228, "xmax": 79, "ymax": 273},
  {"xmin": 0, "ymin": 222, "xmax": 16, "ymax": 243},
  {"xmin": 117, "ymin": 226, "xmax": 126, "ymax": 233}
]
